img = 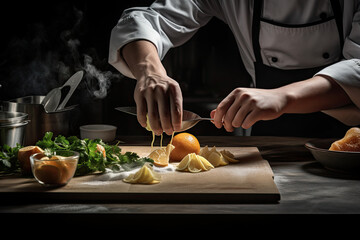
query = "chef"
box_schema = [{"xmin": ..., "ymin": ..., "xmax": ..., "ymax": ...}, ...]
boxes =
[{"xmin": 108, "ymin": 0, "xmax": 360, "ymax": 137}]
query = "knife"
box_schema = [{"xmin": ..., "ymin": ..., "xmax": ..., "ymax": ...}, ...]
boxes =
[{"xmin": 115, "ymin": 106, "xmax": 138, "ymax": 116}]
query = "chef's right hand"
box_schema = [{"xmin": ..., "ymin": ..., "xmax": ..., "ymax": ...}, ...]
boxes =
[
  {"xmin": 134, "ymin": 73, "xmax": 183, "ymax": 136},
  {"xmin": 121, "ymin": 40, "xmax": 183, "ymax": 136}
]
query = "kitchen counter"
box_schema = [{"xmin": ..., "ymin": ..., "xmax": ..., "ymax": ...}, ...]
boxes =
[{"xmin": 1, "ymin": 136, "xmax": 360, "ymax": 231}]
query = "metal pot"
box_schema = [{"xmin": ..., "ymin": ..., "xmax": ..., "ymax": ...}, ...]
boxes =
[
  {"xmin": 0, "ymin": 120, "xmax": 30, "ymax": 147},
  {"xmin": 0, "ymin": 111, "xmax": 28, "ymax": 125},
  {"xmin": 1, "ymin": 96, "xmax": 78, "ymax": 146}
]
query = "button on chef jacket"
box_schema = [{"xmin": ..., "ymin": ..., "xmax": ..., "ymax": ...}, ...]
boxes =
[{"xmin": 108, "ymin": 0, "xmax": 360, "ymax": 127}]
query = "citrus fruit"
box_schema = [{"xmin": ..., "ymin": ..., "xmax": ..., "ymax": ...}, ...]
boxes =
[
  {"xmin": 17, "ymin": 146, "xmax": 44, "ymax": 175},
  {"xmin": 34, "ymin": 164, "xmax": 62, "ymax": 184},
  {"xmin": 169, "ymin": 133, "xmax": 200, "ymax": 162},
  {"xmin": 200, "ymin": 146, "xmax": 229, "ymax": 166},
  {"xmin": 176, "ymin": 153, "xmax": 214, "ymax": 173},
  {"xmin": 148, "ymin": 144, "xmax": 175, "ymax": 167},
  {"xmin": 220, "ymin": 149, "xmax": 239, "ymax": 163},
  {"xmin": 123, "ymin": 163, "xmax": 161, "ymax": 184}
]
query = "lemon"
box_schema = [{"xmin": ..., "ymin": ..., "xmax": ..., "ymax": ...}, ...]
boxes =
[
  {"xmin": 176, "ymin": 153, "xmax": 214, "ymax": 173},
  {"xmin": 200, "ymin": 146, "xmax": 229, "ymax": 167},
  {"xmin": 123, "ymin": 162, "xmax": 161, "ymax": 184},
  {"xmin": 220, "ymin": 149, "xmax": 239, "ymax": 163},
  {"xmin": 147, "ymin": 144, "xmax": 175, "ymax": 167}
]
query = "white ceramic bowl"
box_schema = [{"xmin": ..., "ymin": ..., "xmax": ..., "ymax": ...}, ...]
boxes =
[{"xmin": 80, "ymin": 124, "xmax": 117, "ymax": 142}]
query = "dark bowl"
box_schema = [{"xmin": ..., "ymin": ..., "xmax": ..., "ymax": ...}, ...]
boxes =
[{"xmin": 305, "ymin": 139, "xmax": 360, "ymax": 173}]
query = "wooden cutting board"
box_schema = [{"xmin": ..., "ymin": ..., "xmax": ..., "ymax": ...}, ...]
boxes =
[{"xmin": 0, "ymin": 146, "xmax": 280, "ymax": 203}]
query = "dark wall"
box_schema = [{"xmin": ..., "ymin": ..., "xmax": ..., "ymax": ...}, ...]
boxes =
[{"xmin": 0, "ymin": 1, "xmax": 251, "ymax": 136}]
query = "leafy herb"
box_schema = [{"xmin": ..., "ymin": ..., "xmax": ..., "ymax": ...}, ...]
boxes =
[
  {"xmin": 0, "ymin": 143, "xmax": 22, "ymax": 173},
  {"xmin": 36, "ymin": 132, "xmax": 153, "ymax": 175},
  {"xmin": 0, "ymin": 132, "xmax": 153, "ymax": 176}
]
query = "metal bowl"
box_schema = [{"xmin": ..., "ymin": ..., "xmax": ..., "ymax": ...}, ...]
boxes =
[
  {"xmin": 0, "ymin": 111, "xmax": 28, "ymax": 126},
  {"xmin": 305, "ymin": 139, "xmax": 360, "ymax": 173}
]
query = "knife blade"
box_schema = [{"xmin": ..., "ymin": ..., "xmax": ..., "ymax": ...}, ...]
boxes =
[{"xmin": 115, "ymin": 106, "xmax": 137, "ymax": 116}]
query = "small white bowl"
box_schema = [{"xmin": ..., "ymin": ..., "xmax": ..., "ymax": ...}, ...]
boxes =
[{"xmin": 80, "ymin": 124, "xmax": 117, "ymax": 142}]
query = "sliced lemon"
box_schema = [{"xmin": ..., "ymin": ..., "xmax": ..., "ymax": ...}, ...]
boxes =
[
  {"xmin": 123, "ymin": 162, "xmax": 161, "ymax": 184},
  {"xmin": 207, "ymin": 151, "xmax": 228, "ymax": 167},
  {"xmin": 148, "ymin": 144, "xmax": 175, "ymax": 167},
  {"xmin": 200, "ymin": 146, "xmax": 229, "ymax": 167},
  {"xmin": 220, "ymin": 149, "xmax": 239, "ymax": 163},
  {"xmin": 177, "ymin": 153, "xmax": 214, "ymax": 173}
]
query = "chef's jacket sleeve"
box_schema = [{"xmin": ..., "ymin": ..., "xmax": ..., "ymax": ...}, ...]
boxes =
[
  {"xmin": 108, "ymin": 0, "xmax": 216, "ymax": 79},
  {"xmin": 315, "ymin": 4, "xmax": 360, "ymax": 126}
]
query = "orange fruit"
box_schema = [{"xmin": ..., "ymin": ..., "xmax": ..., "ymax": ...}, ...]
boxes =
[
  {"xmin": 34, "ymin": 164, "xmax": 62, "ymax": 185},
  {"xmin": 169, "ymin": 133, "xmax": 200, "ymax": 162},
  {"xmin": 17, "ymin": 146, "xmax": 44, "ymax": 175}
]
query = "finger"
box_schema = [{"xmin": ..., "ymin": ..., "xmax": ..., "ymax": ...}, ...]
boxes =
[
  {"xmin": 214, "ymin": 95, "xmax": 235, "ymax": 129},
  {"xmin": 232, "ymin": 101, "xmax": 252, "ymax": 129},
  {"xmin": 210, "ymin": 110, "xmax": 216, "ymax": 124},
  {"xmin": 134, "ymin": 84, "xmax": 147, "ymax": 128},
  {"xmin": 156, "ymin": 86, "xmax": 173, "ymax": 135},
  {"xmin": 145, "ymin": 92, "xmax": 162, "ymax": 135},
  {"xmin": 169, "ymin": 82, "xmax": 183, "ymax": 132},
  {"xmin": 135, "ymin": 97, "xmax": 147, "ymax": 128},
  {"xmin": 241, "ymin": 109, "xmax": 261, "ymax": 129},
  {"xmin": 223, "ymin": 98, "xmax": 242, "ymax": 132}
]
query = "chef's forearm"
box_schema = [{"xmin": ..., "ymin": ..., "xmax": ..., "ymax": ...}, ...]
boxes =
[
  {"xmin": 281, "ymin": 75, "xmax": 352, "ymax": 113},
  {"xmin": 121, "ymin": 40, "xmax": 167, "ymax": 80}
]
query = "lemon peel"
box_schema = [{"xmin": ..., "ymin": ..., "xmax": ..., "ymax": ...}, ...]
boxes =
[
  {"xmin": 176, "ymin": 153, "xmax": 214, "ymax": 173},
  {"xmin": 200, "ymin": 146, "xmax": 229, "ymax": 167},
  {"xmin": 123, "ymin": 162, "xmax": 161, "ymax": 184}
]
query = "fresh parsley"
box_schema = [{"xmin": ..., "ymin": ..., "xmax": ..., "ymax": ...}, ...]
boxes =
[
  {"xmin": 0, "ymin": 132, "xmax": 153, "ymax": 176},
  {"xmin": 0, "ymin": 143, "xmax": 22, "ymax": 173},
  {"xmin": 36, "ymin": 132, "xmax": 153, "ymax": 175}
]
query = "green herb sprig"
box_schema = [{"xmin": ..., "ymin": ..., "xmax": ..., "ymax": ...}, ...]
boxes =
[
  {"xmin": 36, "ymin": 132, "xmax": 153, "ymax": 175},
  {"xmin": 0, "ymin": 132, "xmax": 153, "ymax": 176}
]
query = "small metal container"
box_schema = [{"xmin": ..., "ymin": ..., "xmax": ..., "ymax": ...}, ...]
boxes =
[{"xmin": 1, "ymin": 96, "xmax": 78, "ymax": 146}]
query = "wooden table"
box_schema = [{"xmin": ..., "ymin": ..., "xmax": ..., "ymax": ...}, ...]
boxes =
[{"xmin": 1, "ymin": 136, "xmax": 360, "ymax": 232}]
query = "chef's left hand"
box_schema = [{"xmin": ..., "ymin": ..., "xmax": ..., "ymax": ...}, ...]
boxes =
[{"xmin": 211, "ymin": 87, "xmax": 289, "ymax": 132}]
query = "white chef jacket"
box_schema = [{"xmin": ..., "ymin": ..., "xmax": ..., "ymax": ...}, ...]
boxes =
[{"xmin": 108, "ymin": 0, "xmax": 360, "ymax": 126}]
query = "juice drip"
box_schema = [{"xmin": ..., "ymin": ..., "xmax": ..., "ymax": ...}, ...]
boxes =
[
  {"xmin": 151, "ymin": 131, "xmax": 155, "ymax": 151},
  {"xmin": 150, "ymin": 130, "xmax": 175, "ymax": 151},
  {"xmin": 170, "ymin": 131, "xmax": 175, "ymax": 145},
  {"xmin": 160, "ymin": 133, "xmax": 163, "ymax": 148}
]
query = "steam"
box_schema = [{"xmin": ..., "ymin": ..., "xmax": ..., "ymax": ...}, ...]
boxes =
[
  {"xmin": 83, "ymin": 54, "xmax": 115, "ymax": 99},
  {"xmin": 0, "ymin": 5, "xmax": 122, "ymax": 100},
  {"xmin": 60, "ymin": 7, "xmax": 122, "ymax": 99}
]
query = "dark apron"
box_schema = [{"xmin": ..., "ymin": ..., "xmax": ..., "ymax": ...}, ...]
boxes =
[{"xmin": 250, "ymin": 0, "xmax": 349, "ymax": 138}]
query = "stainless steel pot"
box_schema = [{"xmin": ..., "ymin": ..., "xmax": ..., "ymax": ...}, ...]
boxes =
[
  {"xmin": 1, "ymin": 96, "xmax": 78, "ymax": 146},
  {"xmin": 0, "ymin": 111, "xmax": 28, "ymax": 125},
  {"xmin": 0, "ymin": 120, "xmax": 30, "ymax": 147}
]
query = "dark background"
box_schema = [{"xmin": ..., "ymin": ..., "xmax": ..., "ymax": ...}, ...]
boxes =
[{"xmin": 0, "ymin": 0, "xmax": 251, "ymax": 136}]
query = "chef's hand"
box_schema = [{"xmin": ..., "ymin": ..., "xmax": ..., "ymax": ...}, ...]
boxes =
[
  {"xmin": 210, "ymin": 88, "xmax": 288, "ymax": 132},
  {"xmin": 122, "ymin": 40, "xmax": 183, "ymax": 136},
  {"xmin": 134, "ymin": 74, "xmax": 183, "ymax": 136},
  {"xmin": 210, "ymin": 76, "xmax": 352, "ymax": 132}
]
